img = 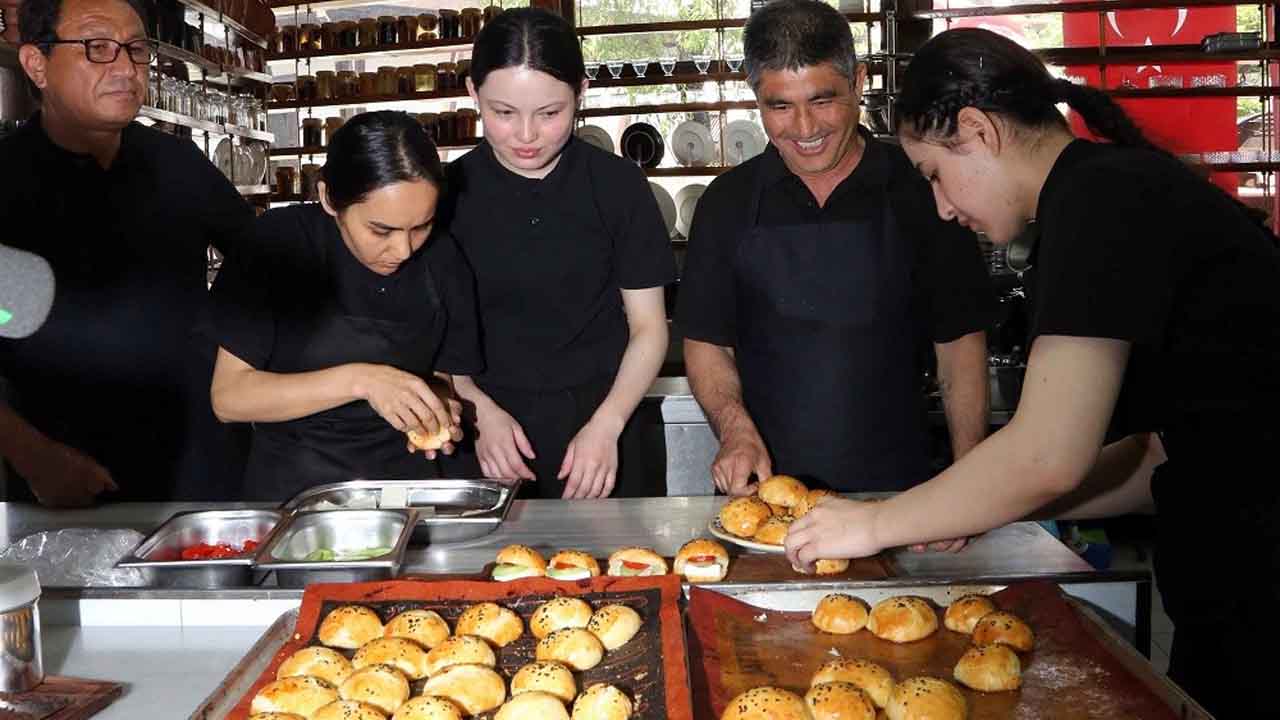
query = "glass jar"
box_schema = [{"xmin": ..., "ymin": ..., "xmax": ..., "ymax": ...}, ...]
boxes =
[
  {"xmin": 414, "ymin": 64, "xmax": 436, "ymax": 92},
  {"xmin": 299, "ymin": 23, "xmax": 319, "ymax": 52},
  {"xmin": 297, "ymin": 74, "xmax": 318, "ymax": 102},
  {"xmin": 267, "ymin": 29, "xmax": 282, "ymax": 55},
  {"xmin": 436, "ymin": 62, "xmax": 457, "ymax": 92},
  {"xmin": 397, "ymin": 67, "xmax": 416, "ymax": 95},
  {"xmin": 321, "ymin": 23, "xmax": 338, "ymax": 51},
  {"xmin": 418, "ymin": 12, "xmax": 438, "ymax": 39},
  {"xmin": 438, "ymin": 9, "xmax": 460, "ymax": 40},
  {"xmin": 418, "ymin": 113, "xmax": 440, "ymax": 142},
  {"xmin": 397, "ymin": 15, "xmax": 418, "ymax": 45},
  {"xmin": 336, "ymin": 21, "xmax": 357, "ymax": 50},
  {"xmin": 357, "ymin": 18, "xmax": 378, "ymax": 48},
  {"xmin": 460, "ymin": 8, "xmax": 482, "ymax": 38},
  {"xmin": 280, "ymin": 25, "xmax": 298, "ymax": 54},
  {"xmin": 377, "ymin": 15, "xmax": 398, "ymax": 46},
  {"xmin": 456, "ymin": 59, "xmax": 471, "ymax": 85},
  {"xmin": 456, "ymin": 107, "xmax": 478, "ymax": 140},
  {"xmin": 271, "ymin": 82, "xmax": 296, "ymax": 103},
  {"xmin": 336, "ymin": 70, "xmax": 357, "ymax": 99},
  {"xmin": 483, "ymin": 4, "xmax": 502, "ymax": 26},
  {"xmin": 315, "ymin": 70, "xmax": 335, "ymax": 101},
  {"xmin": 275, "ymin": 166, "xmax": 297, "ymax": 195},
  {"xmin": 437, "ymin": 110, "xmax": 456, "ymax": 144},
  {"xmin": 358, "ymin": 71, "xmax": 378, "ymax": 97},
  {"xmin": 302, "ymin": 118, "xmax": 323, "ymax": 148},
  {"xmin": 376, "ymin": 66, "xmax": 398, "ymax": 96},
  {"xmin": 301, "ymin": 163, "xmax": 322, "ymax": 201},
  {"xmin": 325, "ymin": 116, "xmax": 345, "ymax": 145}
]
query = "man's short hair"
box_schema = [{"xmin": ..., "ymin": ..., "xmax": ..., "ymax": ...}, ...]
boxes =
[
  {"xmin": 20, "ymin": 0, "xmax": 150, "ymax": 50},
  {"xmin": 743, "ymin": 0, "xmax": 858, "ymax": 90}
]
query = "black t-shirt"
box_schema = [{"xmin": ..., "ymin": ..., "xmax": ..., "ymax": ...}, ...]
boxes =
[
  {"xmin": 444, "ymin": 138, "xmax": 677, "ymax": 391},
  {"xmin": 678, "ymin": 136, "xmax": 994, "ymax": 351},
  {"xmin": 0, "ymin": 116, "xmax": 253, "ymax": 501}
]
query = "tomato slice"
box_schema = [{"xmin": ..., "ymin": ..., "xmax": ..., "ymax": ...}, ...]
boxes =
[
  {"xmin": 553, "ymin": 562, "xmax": 576, "ymax": 570},
  {"xmin": 241, "ymin": 540, "xmax": 259, "ymax": 553},
  {"xmin": 687, "ymin": 555, "xmax": 717, "ymax": 564},
  {"xmin": 622, "ymin": 560, "xmax": 650, "ymax": 571}
]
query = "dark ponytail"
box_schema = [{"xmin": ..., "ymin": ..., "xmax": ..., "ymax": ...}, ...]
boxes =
[
  {"xmin": 321, "ymin": 110, "xmax": 444, "ymax": 213},
  {"xmin": 1051, "ymin": 79, "xmax": 1159, "ymax": 152},
  {"xmin": 470, "ymin": 7, "xmax": 585, "ymax": 95}
]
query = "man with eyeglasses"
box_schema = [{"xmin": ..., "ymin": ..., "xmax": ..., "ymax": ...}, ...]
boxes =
[{"xmin": 0, "ymin": 0, "xmax": 252, "ymax": 505}]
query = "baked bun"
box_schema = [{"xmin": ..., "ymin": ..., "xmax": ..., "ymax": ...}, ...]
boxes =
[
  {"xmin": 546, "ymin": 550, "xmax": 601, "ymax": 581},
  {"xmin": 751, "ymin": 516, "xmax": 791, "ymax": 545},
  {"xmin": 391, "ymin": 696, "xmax": 464, "ymax": 720},
  {"xmin": 455, "ymin": 602, "xmax": 524, "ymax": 647},
  {"xmin": 572, "ymin": 683, "xmax": 633, "ymax": 720},
  {"xmin": 944, "ymin": 594, "xmax": 996, "ymax": 635},
  {"xmin": 407, "ymin": 424, "xmax": 452, "ymax": 451},
  {"xmin": 954, "ymin": 644, "xmax": 1022, "ymax": 692},
  {"xmin": 674, "ymin": 538, "xmax": 730, "ymax": 583},
  {"xmin": 814, "ymin": 558, "xmax": 850, "ymax": 576},
  {"xmin": 251, "ymin": 676, "xmax": 339, "ymax": 716},
  {"xmin": 352, "ymin": 637, "xmax": 431, "ymax": 680},
  {"xmin": 606, "ymin": 547, "xmax": 668, "ymax": 577},
  {"xmin": 424, "ymin": 634, "xmax": 497, "ymax": 676},
  {"xmin": 811, "ymin": 593, "xmax": 869, "ymax": 634},
  {"xmin": 811, "ymin": 658, "xmax": 894, "ymax": 709},
  {"xmin": 718, "ymin": 496, "xmax": 772, "ymax": 539},
  {"xmin": 493, "ymin": 544, "xmax": 548, "ymax": 581},
  {"xmin": 886, "ymin": 677, "xmax": 966, "ymax": 720},
  {"xmin": 794, "ymin": 489, "xmax": 838, "ymax": 519},
  {"xmin": 511, "ymin": 661, "xmax": 577, "ymax": 704},
  {"xmin": 719, "ymin": 686, "xmax": 810, "ymax": 720},
  {"xmin": 587, "ymin": 604, "xmax": 642, "ymax": 651},
  {"xmin": 531, "ymin": 597, "xmax": 594, "ymax": 639},
  {"xmin": 338, "ymin": 664, "xmax": 410, "ymax": 716},
  {"xmin": 383, "ymin": 609, "xmax": 451, "ymax": 649},
  {"xmin": 319, "ymin": 606, "xmax": 385, "ymax": 649},
  {"xmin": 419, "ymin": 664, "xmax": 506, "ymax": 716},
  {"xmin": 805, "ymin": 682, "xmax": 876, "ymax": 720},
  {"xmin": 248, "ymin": 715, "xmax": 305, "ymax": 720},
  {"xmin": 758, "ymin": 475, "xmax": 808, "ymax": 508},
  {"xmin": 765, "ymin": 503, "xmax": 790, "ymax": 517},
  {"xmin": 971, "ymin": 611, "xmax": 1034, "ymax": 652},
  {"xmin": 536, "ymin": 627, "xmax": 605, "ymax": 671},
  {"xmin": 495, "ymin": 691, "xmax": 570, "ymax": 720},
  {"xmin": 868, "ymin": 596, "xmax": 939, "ymax": 643},
  {"xmin": 312, "ymin": 700, "xmax": 388, "ymax": 720},
  {"xmin": 277, "ymin": 645, "xmax": 354, "ymax": 687}
]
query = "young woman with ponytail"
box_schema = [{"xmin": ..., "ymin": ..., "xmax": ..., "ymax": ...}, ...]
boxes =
[{"xmin": 785, "ymin": 28, "xmax": 1280, "ymax": 715}]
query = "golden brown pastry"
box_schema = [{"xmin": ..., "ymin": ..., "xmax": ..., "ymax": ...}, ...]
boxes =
[
  {"xmin": 811, "ymin": 593, "xmax": 869, "ymax": 634},
  {"xmin": 407, "ymin": 425, "xmax": 451, "ymax": 451},
  {"xmin": 352, "ymin": 637, "xmax": 431, "ymax": 680},
  {"xmin": 944, "ymin": 594, "xmax": 997, "ymax": 635},
  {"xmin": 423, "ymin": 634, "xmax": 497, "ymax": 676},
  {"xmin": 810, "ymin": 658, "xmax": 894, "ymax": 709},
  {"xmin": 419, "ymin": 664, "xmax": 506, "ymax": 716},
  {"xmin": 572, "ymin": 683, "xmax": 633, "ymax": 720},
  {"xmin": 251, "ymin": 676, "xmax": 339, "ymax": 717},
  {"xmin": 886, "ymin": 677, "xmax": 967, "ymax": 720},
  {"xmin": 546, "ymin": 550, "xmax": 602, "ymax": 581},
  {"xmin": 718, "ymin": 496, "xmax": 772, "ymax": 539},
  {"xmin": 495, "ymin": 691, "xmax": 571, "ymax": 720},
  {"xmin": 673, "ymin": 538, "xmax": 730, "ymax": 583},
  {"xmin": 758, "ymin": 475, "xmax": 808, "ymax": 508},
  {"xmin": 751, "ymin": 516, "xmax": 792, "ymax": 545},
  {"xmin": 248, "ymin": 715, "xmax": 305, "ymax": 720},
  {"xmin": 455, "ymin": 602, "xmax": 524, "ymax": 647},
  {"xmin": 276, "ymin": 645, "xmax": 354, "ymax": 687},
  {"xmin": 805, "ymin": 682, "xmax": 876, "ymax": 720},
  {"xmin": 793, "ymin": 488, "xmax": 838, "ymax": 519},
  {"xmin": 311, "ymin": 700, "xmax": 388, "ymax": 720},
  {"xmin": 511, "ymin": 660, "xmax": 577, "ymax": 704},
  {"xmin": 586, "ymin": 604, "xmax": 642, "ymax": 651},
  {"xmin": 971, "ymin": 611, "xmax": 1034, "ymax": 652},
  {"xmin": 536, "ymin": 627, "xmax": 605, "ymax": 671},
  {"xmin": 606, "ymin": 547, "xmax": 668, "ymax": 577},
  {"xmin": 383, "ymin": 609, "xmax": 450, "ymax": 649},
  {"xmin": 954, "ymin": 643, "xmax": 1022, "ymax": 692},
  {"xmin": 765, "ymin": 502, "xmax": 791, "ymax": 517},
  {"xmin": 867, "ymin": 596, "xmax": 939, "ymax": 643},
  {"xmin": 319, "ymin": 606, "xmax": 385, "ymax": 650},
  {"xmin": 814, "ymin": 558, "xmax": 850, "ymax": 575},
  {"xmin": 531, "ymin": 597, "xmax": 595, "ymax": 639},
  {"xmin": 719, "ymin": 686, "xmax": 810, "ymax": 720},
  {"xmin": 391, "ymin": 696, "xmax": 464, "ymax": 720},
  {"xmin": 492, "ymin": 544, "xmax": 548, "ymax": 581},
  {"xmin": 338, "ymin": 664, "xmax": 410, "ymax": 716}
]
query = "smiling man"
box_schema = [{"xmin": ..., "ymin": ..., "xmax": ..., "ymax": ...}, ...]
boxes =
[{"xmin": 678, "ymin": 0, "xmax": 995, "ymax": 498}]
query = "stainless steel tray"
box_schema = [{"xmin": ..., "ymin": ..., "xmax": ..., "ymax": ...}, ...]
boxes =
[
  {"xmin": 253, "ymin": 508, "xmax": 415, "ymax": 588},
  {"xmin": 117, "ymin": 509, "xmax": 281, "ymax": 588},
  {"xmin": 189, "ymin": 606, "xmax": 299, "ymax": 719},
  {"xmin": 278, "ymin": 479, "xmax": 520, "ymax": 544}
]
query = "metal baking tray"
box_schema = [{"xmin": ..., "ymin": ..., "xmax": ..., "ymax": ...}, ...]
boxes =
[
  {"xmin": 253, "ymin": 509, "xmax": 415, "ymax": 588},
  {"xmin": 189, "ymin": 606, "xmax": 299, "ymax": 719},
  {"xmin": 116, "ymin": 509, "xmax": 280, "ymax": 588},
  {"xmin": 278, "ymin": 479, "xmax": 520, "ymax": 544}
]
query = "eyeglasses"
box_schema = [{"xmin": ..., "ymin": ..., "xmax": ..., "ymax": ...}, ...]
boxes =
[{"xmin": 44, "ymin": 37, "xmax": 158, "ymax": 64}]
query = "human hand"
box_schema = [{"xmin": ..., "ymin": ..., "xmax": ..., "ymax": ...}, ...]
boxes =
[{"xmin": 559, "ymin": 416, "xmax": 622, "ymax": 499}]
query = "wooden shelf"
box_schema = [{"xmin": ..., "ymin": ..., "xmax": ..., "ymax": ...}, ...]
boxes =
[
  {"xmin": 266, "ymin": 36, "xmax": 472, "ymax": 63},
  {"xmin": 268, "ymin": 88, "xmax": 471, "ymax": 110},
  {"xmin": 645, "ymin": 166, "xmax": 732, "ymax": 176},
  {"xmin": 576, "ymin": 12, "xmax": 884, "ymax": 36},
  {"xmin": 579, "ymin": 100, "xmax": 757, "ymax": 118},
  {"xmin": 908, "ymin": 0, "xmax": 1268, "ymax": 21},
  {"xmin": 1200, "ymin": 161, "xmax": 1280, "ymax": 171},
  {"xmin": 177, "ymin": 0, "xmax": 269, "ymax": 49},
  {"xmin": 1036, "ymin": 43, "xmax": 1280, "ymax": 65},
  {"xmin": 1108, "ymin": 85, "xmax": 1280, "ymax": 98},
  {"xmin": 270, "ymin": 139, "xmax": 480, "ymax": 156},
  {"xmin": 157, "ymin": 42, "xmax": 273, "ymax": 85}
]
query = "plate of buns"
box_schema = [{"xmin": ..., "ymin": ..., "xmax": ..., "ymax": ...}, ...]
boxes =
[{"xmin": 709, "ymin": 475, "xmax": 839, "ymax": 555}]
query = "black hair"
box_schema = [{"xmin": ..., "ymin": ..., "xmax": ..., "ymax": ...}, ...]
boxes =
[
  {"xmin": 321, "ymin": 111, "xmax": 445, "ymax": 213},
  {"xmin": 469, "ymin": 7, "xmax": 585, "ymax": 96},
  {"xmin": 743, "ymin": 0, "xmax": 857, "ymax": 90},
  {"xmin": 20, "ymin": 0, "xmax": 150, "ymax": 49}
]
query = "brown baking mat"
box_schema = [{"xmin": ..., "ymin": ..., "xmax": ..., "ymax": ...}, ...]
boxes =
[
  {"xmin": 0, "ymin": 676, "xmax": 122, "ymax": 720},
  {"xmin": 687, "ymin": 581, "xmax": 1177, "ymax": 720},
  {"xmin": 226, "ymin": 576, "xmax": 691, "ymax": 720}
]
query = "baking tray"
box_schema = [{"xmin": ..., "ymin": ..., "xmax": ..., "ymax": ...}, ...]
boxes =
[
  {"xmin": 252, "ymin": 509, "xmax": 415, "ymax": 588},
  {"xmin": 116, "ymin": 509, "xmax": 280, "ymax": 588},
  {"xmin": 278, "ymin": 479, "xmax": 520, "ymax": 544},
  {"xmin": 189, "ymin": 606, "xmax": 299, "ymax": 720}
]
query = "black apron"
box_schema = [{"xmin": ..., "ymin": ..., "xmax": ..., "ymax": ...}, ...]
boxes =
[
  {"xmin": 733, "ymin": 166, "xmax": 932, "ymax": 491},
  {"xmin": 242, "ymin": 265, "xmax": 447, "ymax": 502}
]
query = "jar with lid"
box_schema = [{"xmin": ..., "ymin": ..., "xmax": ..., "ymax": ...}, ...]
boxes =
[
  {"xmin": 413, "ymin": 64, "xmax": 436, "ymax": 92},
  {"xmin": 437, "ymin": 110, "xmax": 457, "ymax": 144},
  {"xmin": 436, "ymin": 62, "xmax": 457, "ymax": 92},
  {"xmin": 456, "ymin": 107, "xmax": 478, "ymax": 140},
  {"xmin": 275, "ymin": 165, "xmax": 297, "ymax": 195},
  {"xmin": 299, "ymin": 23, "xmax": 320, "ymax": 51},
  {"xmin": 336, "ymin": 70, "xmax": 357, "ymax": 99},
  {"xmin": 358, "ymin": 71, "xmax": 378, "ymax": 97},
  {"xmin": 315, "ymin": 70, "xmax": 336, "ymax": 101},
  {"xmin": 324, "ymin": 117, "xmax": 345, "ymax": 145},
  {"xmin": 376, "ymin": 66, "xmax": 398, "ymax": 96},
  {"xmin": 418, "ymin": 12, "xmax": 438, "ymax": 38},
  {"xmin": 357, "ymin": 18, "xmax": 378, "ymax": 48},
  {"xmin": 297, "ymin": 75, "xmax": 318, "ymax": 102},
  {"xmin": 302, "ymin": 118, "xmax": 323, "ymax": 148},
  {"xmin": 438, "ymin": 9, "xmax": 460, "ymax": 39},
  {"xmin": 397, "ymin": 15, "xmax": 419, "ymax": 44},
  {"xmin": 271, "ymin": 82, "xmax": 296, "ymax": 103},
  {"xmin": 460, "ymin": 8, "xmax": 482, "ymax": 38},
  {"xmin": 483, "ymin": 4, "xmax": 502, "ymax": 26},
  {"xmin": 280, "ymin": 25, "xmax": 298, "ymax": 53},
  {"xmin": 377, "ymin": 16, "xmax": 398, "ymax": 46},
  {"xmin": 319, "ymin": 22, "xmax": 337, "ymax": 51},
  {"xmin": 397, "ymin": 67, "xmax": 416, "ymax": 95},
  {"xmin": 418, "ymin": 113, "xmax": 440, "ymax": 142},
  {"xmin": 301, "ymin": 164, "xmax": 322, "ymax": 201},
  {"xmin": 456, "ymin": 59, "xmax": 471, "ymax": 85},
  {"xmin": 336, "ymin": 21, "xmax": 357, "ymax": 50}
]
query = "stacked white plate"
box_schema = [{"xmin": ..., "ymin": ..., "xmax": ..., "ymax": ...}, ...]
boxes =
[
  {"xmin": 650, "ymin": 182, "xmax": 677, "ymax": 239},
  {"xmin": 576, "ymin": 125, "xmax": 614, "ymax": 155},
  {"xmin": 671, "ymin": 120, "xmax": 715, "ymax": 167},
  {"xmin": 724, "ymin": 120, "xmax": 767, "ymax": 166},
  {"xmin": 674, "ymin": 183, "xmax": 707, "ymax": 238}
]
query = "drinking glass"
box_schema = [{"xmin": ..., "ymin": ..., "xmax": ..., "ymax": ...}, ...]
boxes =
[
  {"xmin": 694, "ymin": 55, "xmax": 711, "ymax": 74},
  {"xmin": 631, "ymin": 59, "xmax": 650, "ymax": 78},
  {"xmin": 606, "ymin": 60, "xmax": 624, "ymax": 79}
]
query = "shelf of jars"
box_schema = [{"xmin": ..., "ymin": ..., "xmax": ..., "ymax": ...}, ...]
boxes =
[
  {"xmin": 267, "ymin": 86, "xmax": 470, "ymax": 110},
  {"xmin": 905, "ymin": 0, "xmax": 1268, "ymax": 21},
  {"xmin": 138, "ymin": 104, "xmax": 274, "ymax": 142},
  {"xmin": 263, "ymin": 6, "xmax": 496, "ymax": 61},
  {"xmin": 156, "ymin": 41, "xmax": 274, "ymax": 85},
  {"xmin": 177, "ymin": 0, "xmax": 271, "ymax": 48}
]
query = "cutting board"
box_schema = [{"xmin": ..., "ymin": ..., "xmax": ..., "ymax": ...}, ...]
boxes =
[{"xmin": 0, "ymin": 676, "xmax": 123, "ymax": 720}]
